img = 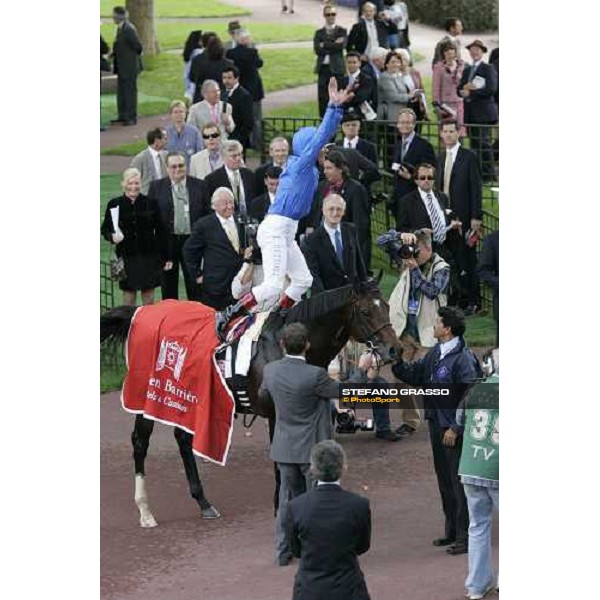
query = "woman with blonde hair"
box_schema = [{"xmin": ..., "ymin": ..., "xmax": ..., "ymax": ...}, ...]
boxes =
[{"xmin": 101, "ymin": 167, "xmax": 168, "ymax": 305}]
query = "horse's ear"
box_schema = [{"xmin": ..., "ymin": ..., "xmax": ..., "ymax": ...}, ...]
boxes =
[{"xmin": 376, "ymin": 269, "xmax": 384, "ymax": 285}]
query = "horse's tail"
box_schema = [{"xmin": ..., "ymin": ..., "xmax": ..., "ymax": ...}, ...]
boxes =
[{"xmin": 100, "ymin": 305, "xmax": 138, "ymax": 344}]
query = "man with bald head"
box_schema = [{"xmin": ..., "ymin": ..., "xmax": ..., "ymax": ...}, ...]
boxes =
[
  {"xmin": 302, "ymin": 194, "xmax": 368, "ymax": 294},
  {"xmin": 183, "ymin": 187, "xmax": 244, "ymax": 309}
]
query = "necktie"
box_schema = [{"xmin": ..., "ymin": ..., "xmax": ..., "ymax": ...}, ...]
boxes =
[
  {"xmin": 401, "ymin": 139, "xmax": 409, "ymax": 161},
  {"xmin": 468, "ymin": 64, "xmax": 478, "ymax": 82},
  {"xmin": 426, "ymin": 192, "xmax": 446, "ymax": 244},
  {"xmin": 443, "ymin": 150, "xmax": 453, "ymax": 196},
  {"xmin": 334, "ymin": 229, "xmax": 344, "ymax": 265},
  {"xmin": 211, "ymin": 103, "xmax": 219, "ymax": 123},
  {"xmin": 224, "ymin": 219, "xmax": 239, "ymax": 252}
]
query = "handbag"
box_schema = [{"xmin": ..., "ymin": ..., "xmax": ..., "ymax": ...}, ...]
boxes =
[{"xmin": 110, "ymin": 251, "xmax": 127, "ymax": 282}]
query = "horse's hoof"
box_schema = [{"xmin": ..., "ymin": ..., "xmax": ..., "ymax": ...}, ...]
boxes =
[
  {"xmin": 140, "ymin": 515, "xmax": 158, "ymax": 528},
  {"xmin": 201, "ymin": 506, "xmax": 221, "ymax": 519}
]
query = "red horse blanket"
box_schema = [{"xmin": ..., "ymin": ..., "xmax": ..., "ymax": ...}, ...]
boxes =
[{"xmin": 121, "ymin": 300, "xmax": 235, "ymax": 465}]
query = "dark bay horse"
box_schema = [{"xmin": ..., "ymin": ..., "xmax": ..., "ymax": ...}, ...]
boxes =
[{"xmin": 100, "ymin": 280, "xmax": 400, "ymax": 527}]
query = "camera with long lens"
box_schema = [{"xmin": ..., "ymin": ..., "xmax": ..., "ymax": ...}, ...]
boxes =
[
  {"xmin": 377, "ymin": 229, "xmax": 420, "ymax": 265},
  {"xmin": 335, "ymin": 410, "xmax": 374, "ymax": 434},
  {"xmin": 238, "ymin": 214, "xmax": 262, "ymax": 264}
]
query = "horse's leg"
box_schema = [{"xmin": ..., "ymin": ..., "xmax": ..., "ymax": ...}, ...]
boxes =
[
  {"xmin": 268, "ymin": 416, "xmax": 281, "ymax": 517},
  {"xmin": 131, "ymin": 414, "xmax": 158, "ymax": 528},
  {"xmin": 173, "ymin": 428, "xmax": 221, "ymax": 519}
]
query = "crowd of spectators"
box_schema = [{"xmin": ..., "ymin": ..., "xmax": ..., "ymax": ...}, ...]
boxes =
[{"xmin": 102, "ymin": 5, "xmax": 499, "ymax": 599}]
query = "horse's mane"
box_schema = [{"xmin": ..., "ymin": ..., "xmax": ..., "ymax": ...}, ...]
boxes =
[{"xmin": 284, "ymin": 285, "xmax": 354, "ymax": 324}]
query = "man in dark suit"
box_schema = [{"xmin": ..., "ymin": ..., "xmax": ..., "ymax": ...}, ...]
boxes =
[
  {"xmin": 289, "ymin": 440, "xmax": 371, "ymax": 600},
  {"xmin": 313, "ymin": 6, "xmax": 348, "ymax": 117},
  {"xmin": 204, "ymin": 140, "xmax": 255, "ymax": 215},
  {"xmin": 302, "ymin": 194, "xmax": 368, "ymax": 293},
  {"xmin": 183, "ymin": 187, "xmax": 244, "ymax": 310},
  {"xmin": 397, "ymin": 162, "xmax": 462, "ymax": 260},
  {"xmin": 226, "ymin": 30, "xmax": 265, "ymax": 148},
  {"xmin": 254, "ymin": 137, "xmax": 289, "ymax": 196},
  {"xmin": 248, "ymin": 165, "xmax": 282, "ymax": 222},
  {"xmin": 340, "ymin": 52, "xmax": 376, "ymax": 116},
  {"xmin": 437, "ymin": 120, "xmax": 483, "ymax": 313},
  {"xmin": 458, "ymin": 40, "xmax": 498, "ymax": 180},
  {"xmin": 111, "ymin": 6, "xmax": 143, "ymax": 126},
  {"xmin": 360, "ymin": 46, "xmax": 387, "ymax": 111},
  {"xmin": 222, "ymin": 65, "xmax": 253, "ymax": 150},
  {"xmin": 149, "ymin": 151, "xmax": 211, "ymax": 301},
  {"xmin": 259, "ymin": 323, "xmax": 340, "ymax": 566},
  {"xmin": 347, "ymin": 3, "xmax": 390, "ymax": 58},
  {"xmin": 309, "ymin": 150, "xmax": 371, "ymax": 269},
  {"xmin": 391, "ymin": 108, "xmax": 436, "ymax": 230},
  {"xmin": 337, "ymin": 112, "xmax": 378, "ymax": 168},
  {"xmin": 477, "ymin": 230, "xmax": 499, "ymax": 343}
]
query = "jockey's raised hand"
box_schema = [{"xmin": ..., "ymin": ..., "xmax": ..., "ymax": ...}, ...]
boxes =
[{"xmin": 328, "ymin": 76, "xmax": 355, "ymax": 107}]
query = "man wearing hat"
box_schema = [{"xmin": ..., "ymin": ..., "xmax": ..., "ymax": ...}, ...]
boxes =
[
  {"xmin": 458, "ymin": 40, "xmax": 498, "ymax": 181},
  {"xmin": 225, "ymin": 20, "xmax": 242, "ymax": 50},
  {"xmin": 337, "ymin": 112, "xmax": 378, "ymax": 182}
]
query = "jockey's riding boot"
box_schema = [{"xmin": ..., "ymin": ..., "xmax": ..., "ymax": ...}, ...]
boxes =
[{"xmin": 215, "ymin": 292, "xmax": 257, "ymax": 341}]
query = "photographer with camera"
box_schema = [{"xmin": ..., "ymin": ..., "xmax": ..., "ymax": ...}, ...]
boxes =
[{"xmin": 388, "ymin": 229, "xmax": 450, "ymax": 347}]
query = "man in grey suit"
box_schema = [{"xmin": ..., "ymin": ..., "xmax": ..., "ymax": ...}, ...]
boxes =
[
  {"xmin": 130, "ymin": 128, "xmax": 168, "ymax": 194},
  {"xmin": 187, "ymin": 79, "xmax": 235, "ymax": 140},
  {"xmin": 259, "ymin": 323, "xmax": 340, "ymax": 566},
  {"xmin": 111, "ymin": 6, "xmax": 143, "ymax": 125}
]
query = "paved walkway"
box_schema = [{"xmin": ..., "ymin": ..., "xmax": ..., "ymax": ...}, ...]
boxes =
[{"xmin": 101, "ymin": 0, "xmax": 498, "ymax": 174}]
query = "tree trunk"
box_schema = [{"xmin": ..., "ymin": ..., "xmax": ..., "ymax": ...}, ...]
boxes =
[{"xmin": 126, "ymin": 0, "xmax": 159, "ymax": 56}]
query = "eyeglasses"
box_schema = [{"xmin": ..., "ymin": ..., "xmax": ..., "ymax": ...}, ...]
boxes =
[
  {"xmin": 203, "ymin": 132, "xmax": 220, "ymax": 139},
  {"xmin": 417, "ymin": 176, "xmax": 435, "ymax": 181},
  {"xmin": 169, "ymin": 163, "xmax": 186, "ymax": 169}
]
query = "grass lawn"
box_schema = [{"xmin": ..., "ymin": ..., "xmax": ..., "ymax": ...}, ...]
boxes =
[
  {"xmin": 100, "ymin": 0, "xmax": 250, "ymax": 18},
  {"xmin": 101, "ymin": 49, "xmax": 317, "ymax": 124},
  {"xmin": 101, "ymin": 22, "xmax": 315, "ymax": 49}
]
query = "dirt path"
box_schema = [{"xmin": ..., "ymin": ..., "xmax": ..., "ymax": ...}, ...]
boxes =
[{"xmin": 101, "ymin": 391, "xmax": 498, "ymax": 600}]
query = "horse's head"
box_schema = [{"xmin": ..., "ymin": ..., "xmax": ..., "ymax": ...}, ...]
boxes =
[{"xmin": 348, "ymin": 276, "xmax": 401, "ymax": 364}]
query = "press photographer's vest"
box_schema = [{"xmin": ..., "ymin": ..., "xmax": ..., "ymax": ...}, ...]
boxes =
[
  {"xmin": 388, "ymin": 254, "xmax": 448, "ymax": 347},
  {"xmin": 458, "ymin": 375, "xmax": 499, "ymax": 483}
]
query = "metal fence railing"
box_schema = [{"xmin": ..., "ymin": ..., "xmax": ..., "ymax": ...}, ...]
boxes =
[
  {"xmin": 262, "ymin": 116, "xmax": 499, "ymax": 312},
  {"xmin": 100, "ymin": 260, "xmax": 125, "ymax": 370}
]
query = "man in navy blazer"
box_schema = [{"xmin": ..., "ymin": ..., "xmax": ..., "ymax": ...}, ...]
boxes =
[
  {"xmin": 458, "ymin": 40, "xmax": 498, "ymax": 180},
  {"xmin": 149, "ymin": 152, "xmax": 211, "ymax": 301},
  {"xmin": 391, "ymin": 108, "xmax": 436, "ymax": 230},
  {"xmin": 288, "ymin": 440, "xmax": 371, "ymax": 600}
]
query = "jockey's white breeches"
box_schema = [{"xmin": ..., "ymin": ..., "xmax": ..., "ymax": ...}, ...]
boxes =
[{"xmin": 252, "ymin": 214, "xmax": 313, "ymax": 304}]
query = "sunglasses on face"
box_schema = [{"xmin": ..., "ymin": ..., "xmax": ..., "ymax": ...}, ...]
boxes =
[
  {"xmin": 203, "ymin": 132, "xmax": 220, "ymax": 139},
  {"xmin": 417, "ymin": 176, "xmax": 435, "ymax": 181},
  {"xmin": 325, "ymin": 12, "xmax": 336, "ymax": 16},
  {"xmin": 169, "ymin": 163, "xmax": 186, "ymax": 169}
]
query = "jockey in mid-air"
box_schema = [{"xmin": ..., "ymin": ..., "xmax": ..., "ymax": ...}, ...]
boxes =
[{"xmin": 216, "ymin": 78, "xmax": 353, "ymax": 339}]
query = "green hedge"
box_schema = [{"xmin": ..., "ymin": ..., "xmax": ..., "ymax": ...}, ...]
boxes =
[{"xmin": 410, "ymin": 0, "xmax": 498, "ymax": 31}]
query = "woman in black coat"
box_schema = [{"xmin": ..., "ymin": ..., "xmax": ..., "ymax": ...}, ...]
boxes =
[
  {"xmin": 101, "ymin": 167, "xmax": 168, "ymax": 305},
  {"xmin": 189, "ymin": 36, "xmax": 234, "ymax": 104}
]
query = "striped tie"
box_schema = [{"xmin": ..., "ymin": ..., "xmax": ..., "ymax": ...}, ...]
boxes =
[{"xmin": 426, "ymin": 192, "xmax": 446, "ymax": 244}]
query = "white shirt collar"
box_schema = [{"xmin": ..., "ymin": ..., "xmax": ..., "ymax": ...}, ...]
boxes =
[
  {"xmin": 268, "ymin": 191, "xmax": 275, "ymax": 203},
  {"xmin": 228, "ymin": 83, "xmax": 240, "ymax": 94},
  {"xmin": 170, "ymin": 177, "xmax": 186, "ymax": 188},
  {"xmin": 324, "ymin": 222, "xmax": 341, "ymax": 235},
  {"xmin": 402, "ymin": 131, "xmax": 416, "ymax": 145},
  {"xmin": 439, "ymin": 336, "xmax": 460, "ymax": 359},
  {"xmin": 225, "ymin": 166, "xmax": 240, "ymax": 179},
  {"xmin": 216, "ymin": 213, "xmax": 235, "ymax": 226},
  {"xmin": 447, "ymin": 142, "xmax": 461, "ymax": 160},
  {"xmin": 285, "ymin": 354, "xmax": 306, "ymax": 361},
  {"xmin": 473, "ymin": 59, "xmax": 482, "ymax": 67},
  {"xmin": 148, "ymin": 147, "xmax": 160, "ymax": 158},
  {"xmin": 317, "ymin": 480, "xmax": 341, "ymax": 486}
]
